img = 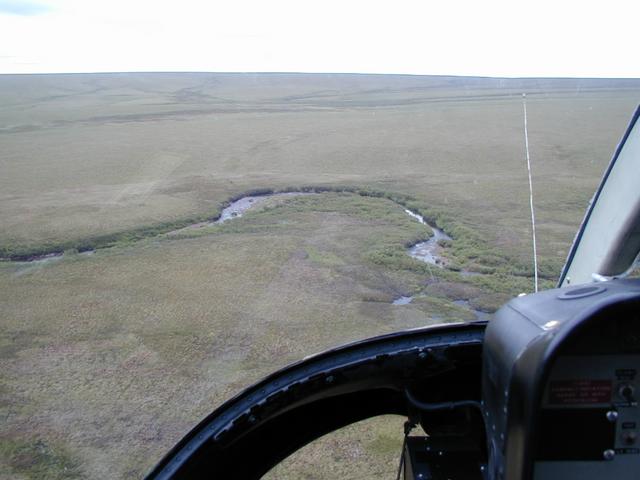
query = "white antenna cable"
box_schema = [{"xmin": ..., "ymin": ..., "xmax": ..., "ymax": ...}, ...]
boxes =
[{"xmin": 522, "ymin": 93, "xmax": 539, "ymax": 292}]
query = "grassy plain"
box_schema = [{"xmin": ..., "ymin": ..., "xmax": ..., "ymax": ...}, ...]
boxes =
[{"xmin": 1, "ymin": 73, "xmax": 640, "ymax": 479}]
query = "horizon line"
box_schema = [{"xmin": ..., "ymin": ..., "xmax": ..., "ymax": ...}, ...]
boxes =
[{"xmin": 1, "ymin": 70, "xmax": 640, "ymax": 81}]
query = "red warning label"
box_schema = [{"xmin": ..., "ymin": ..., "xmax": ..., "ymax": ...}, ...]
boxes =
[{"xmin": 548, "ymin": 380, "xmax": 612, "ymax": 405}]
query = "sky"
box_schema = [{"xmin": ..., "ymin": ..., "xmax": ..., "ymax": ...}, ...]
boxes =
[{"xmin": 1, "ymin": 0, "xmax": 639, "ymax": 77}]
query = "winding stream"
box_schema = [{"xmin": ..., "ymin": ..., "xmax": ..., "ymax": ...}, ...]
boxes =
[
  {"xmin": 6, "ymin": 190, "xmax": 491, "ymax": 320},
  {"xmin": 403, "ymin": 209, "xmax": 452, "ymax": 266},
  {"xmin": 168, "ymin": 192, "xmax": 312, "ymax": 235}
]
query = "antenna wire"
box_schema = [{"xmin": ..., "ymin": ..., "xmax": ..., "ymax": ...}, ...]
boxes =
[{"xmin": 522, "ymin": 93, "xmax": 539, "ymax": 292}]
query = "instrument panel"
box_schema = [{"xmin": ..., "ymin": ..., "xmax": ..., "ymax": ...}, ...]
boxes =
[
  {"xmin": 535, "ymin": 354, "xmax": 640, "ymax": 479},
  {"xmin": 482, "ymin": 279, "xmax": 640, "ymax": 480}
]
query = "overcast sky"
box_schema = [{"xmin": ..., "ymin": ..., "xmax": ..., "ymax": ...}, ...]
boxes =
[{"xmin": 1, "ymin": 0, "xmax": 638, "ymax": 77}]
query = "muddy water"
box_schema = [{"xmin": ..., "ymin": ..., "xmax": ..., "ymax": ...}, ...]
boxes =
[
  {"xmin": 218, "ymin": 192, "xmax": 312, "ymax": 223},
  {"xmin": 392, "ymin": 296, "xmax": 413, "ymax": 305},
  {"xmin": 13, "ymin": 253, "xmax": 64, "ymax": 266},
  {"xmin": 167, "ymin": 192, "xmax": 312, "ymax": 235},
  {"xmin": 397, "ymin": 210, "xmax": 490, "ymax": 319},
  {"xmin": 403, "ymin": 209, "xmax": 452, "ymax": 266},
  {"xmin": 391, "ymin": 294, "xmax": 491, "ymax": 321},
  {"xmin": 404, "ymin": 209, "xmax": 484, "ymax": 279}
]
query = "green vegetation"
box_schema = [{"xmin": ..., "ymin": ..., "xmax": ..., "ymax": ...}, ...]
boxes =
[
  {"xmin": 0, "ymin": 439, "xmax": 82, "ymax": 480},
  {"xmin": 1, "ymin": 73, "xmax": 639, "ymax": 478},
  {"xmin": 265, "ymin": 416, "xmax": 405, "ymax": 479}
]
